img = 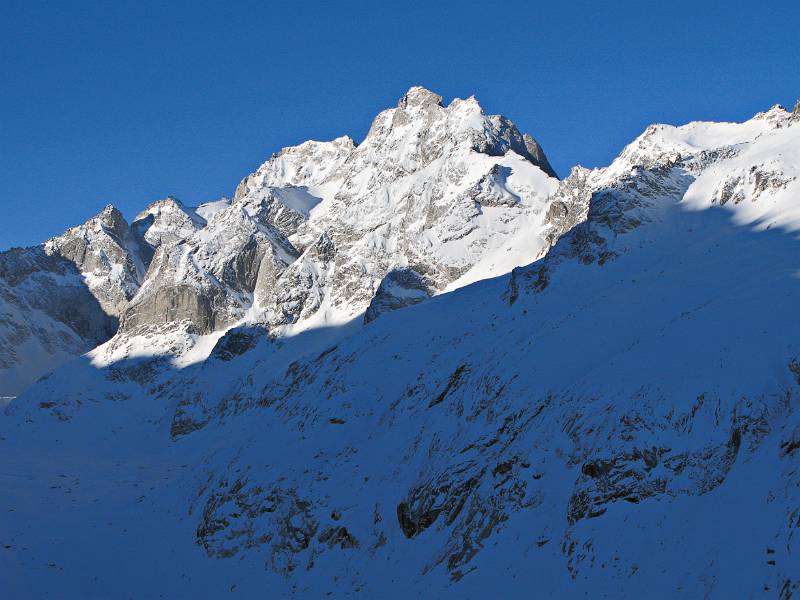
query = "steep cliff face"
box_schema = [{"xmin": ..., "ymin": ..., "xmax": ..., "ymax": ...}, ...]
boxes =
[
  {"xmin": 2, "ymin": 101, "xmax": 799, "ymax": 598},
  {"xmin": 254, "ymin": 86, "xmax": 559, "ymax": 331}
]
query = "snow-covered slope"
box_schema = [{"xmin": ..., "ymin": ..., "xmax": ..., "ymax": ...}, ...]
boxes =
[{"xmin": 2, "ymin": 102, "xmax": 799, "ymax": 598}]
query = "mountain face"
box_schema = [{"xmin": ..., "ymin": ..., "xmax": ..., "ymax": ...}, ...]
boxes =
[
  {"xmin": 114, "ymin": 86, "xmax": 560, "ymax": 356},
  {"xmin": 0, "ymin": 87, "xmax": 560, "ymax": 392},
  {"xmin": 0, "ymin": 197, "xmax": 216, "ymax": 395},
  {"xmin": 0, "ymin": 205, "xmax": 143, "ymax": 396},
  {"xmin": 2, "ymin": 92, "xmax": 800, "ymax": 599}
]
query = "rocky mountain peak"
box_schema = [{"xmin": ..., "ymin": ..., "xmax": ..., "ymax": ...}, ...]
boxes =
[
  {"xmin": 749, "ymin": 104, "xmax": 795, "ymax": 130},
  {"xmin": 129, "ymin": 198, "xmax": 205, "ymax": 270},
  {"xmin": 3, "ymin": 87, "xmax": 563, "ymax": 379},
  {"xmin": 92, "ymin": 204, "xmax": 129, "ymax": 243},
  {"xmin": 98, "ymin": 202, "xmax": 123, "ymax": 218},
  {"xmin": 80, "ymin": 87, "xmax": 562, "ymax": 363},
  {"xmin": 397, "ymin": 85, "xmax": 444, "ymax": 109},
  {"xmin": 135, "ymin": 195, "xmax": 185, "ymax": 216},
  {"xmin": 233, "ymin": 136, "xmax": 356, "ymax": 203},
  {"xmin": 360, "ymin": 87, "xmax": 556, "ymax": 180}
]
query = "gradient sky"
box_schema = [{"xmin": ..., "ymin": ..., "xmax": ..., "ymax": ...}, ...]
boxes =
[{"xmin": 1, "ymin": 0, "xmax": 799, "ymax": 249}]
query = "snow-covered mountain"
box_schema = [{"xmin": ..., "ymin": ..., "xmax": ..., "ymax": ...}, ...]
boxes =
[
  {"xmin": 105, "ymin": 86, "xmax": 560, "ymax": 363},
  {"xmin": 2, "ymin": 92, "xmax": 800, "ymax": 599},
  {"xmin": 0, "ymin": 87, "xmax": 560, "ymax": 393}
]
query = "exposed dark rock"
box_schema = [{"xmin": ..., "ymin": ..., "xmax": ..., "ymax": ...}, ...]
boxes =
[
  {"xmin": 120, "ymin": 284, "xmax": 228, "ymax": 335},
  {"xmin": 428, "ymin": 364, "xmax": 470, "ymax": 408},
  {"xmin": 781, "ymin": 427, "xmax": 800, "ymax": 457},
  {"xmin": 318, "ymin": 526, "xmax": 359, "ymax": 550},
  {"xmin": 364, "ymin": 268, "xmax": 433, "ymax": 324},
  {"xmin": 196, "ymin": 479, "xmax": 318, "ymax": 572},
  {"xmin": 568, "ymin": 428, "xmax": 744, "ymax": 525},
  {"xmin": 210, "ymin": 326, "xmax": 267, "ymax": 361},
  {"xmin": 789, "ymin": 357, "xmax": 800, "ymax": 385}
]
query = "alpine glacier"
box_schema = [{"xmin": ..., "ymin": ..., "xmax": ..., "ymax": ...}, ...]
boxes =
[{"xmin": 1, "ymin": 90, "xmax": 800, "ymax": 599}]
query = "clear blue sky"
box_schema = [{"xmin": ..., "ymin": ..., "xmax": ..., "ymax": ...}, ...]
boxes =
[{"xmin": 1, "ymin": 0, "xmax": 798, "ymax": 249}]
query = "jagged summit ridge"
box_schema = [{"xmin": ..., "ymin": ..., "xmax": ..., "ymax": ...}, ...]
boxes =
[
  {"xmin": 91, "ymin": 86, "xmax": 562, "ymax": 365},
  {"xmin": 5, "ymin": 89, "xmax": 796, "ymax": 394},
  {"xmin": 43, "ymin": 203, "xmax": 144, "ymax": 316},
  {"xmin": 0, "ymin": 86, "xmax": 562, "ymax": 389}
]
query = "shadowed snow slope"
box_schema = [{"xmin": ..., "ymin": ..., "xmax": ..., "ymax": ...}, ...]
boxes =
[{"xmin": 1, "ymin": 102, "xmax": 800, "ymax": 599}]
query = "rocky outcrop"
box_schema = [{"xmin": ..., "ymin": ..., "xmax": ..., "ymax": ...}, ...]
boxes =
[
  {"xmin": 363, "ymin": 268, "xmax": 433, "ymax": 323},
  {"xmin": 118, "ymin": 197, "xmax": 299, "ymax": 336},
  {"xmin": 195, "ymin": 476, "xmax": 361, "ymax": 574},
  {"xmin": 209, "ymin": 326, "xmax": 267, "ymax": 362},
  {"xmin": 119, "ymin": 283, "xmax": 228, "ymax": 334}
]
